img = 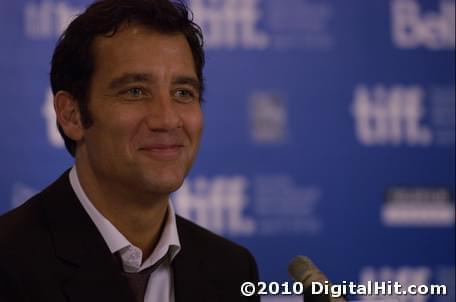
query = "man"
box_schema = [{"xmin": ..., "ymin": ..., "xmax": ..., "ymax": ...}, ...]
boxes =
[{"xmin": 0, "ymin": 0, "xmax": 260, "ymax": 301}]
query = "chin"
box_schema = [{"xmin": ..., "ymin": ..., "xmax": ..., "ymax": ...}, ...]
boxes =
[{"xmin": 143, "ymin": 175, "xmax": 185, "ymax": 195}]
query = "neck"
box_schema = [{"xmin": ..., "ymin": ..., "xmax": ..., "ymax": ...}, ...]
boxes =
[{"xmin": 74, "ymin": 159, "xmax": 169, "ymax": 259}]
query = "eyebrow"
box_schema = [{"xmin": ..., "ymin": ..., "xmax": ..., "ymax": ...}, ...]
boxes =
[
  {"xmin": 107, "ymin": 73, "xmax": 153, "ymax": 89},
  {"xmin": 173, "ymin": 76, "xmax": 201, "ymax": 92}
]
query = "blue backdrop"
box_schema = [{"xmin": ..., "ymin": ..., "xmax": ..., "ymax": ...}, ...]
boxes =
[{"xmin": 0, "ymin": 1, "xmax": 454, "ymax": 301}]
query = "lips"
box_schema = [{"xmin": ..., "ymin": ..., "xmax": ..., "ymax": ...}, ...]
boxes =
[
  {"xmin": 138, "ymin": 144, "xmax": 184, "ymax": 160},
  {"xmin": 140, "ymin": 144, "xmax": 183, "ymax": 150}
]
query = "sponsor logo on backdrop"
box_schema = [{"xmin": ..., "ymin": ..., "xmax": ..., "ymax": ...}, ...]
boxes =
[
  {"xmin": 173, "ymin": 176, "xmax": 256, "ymax": 235},
  {"xmin": 10, "ymin": 183, "xmax": 37, "ymax": 209},
  {"xmin": 352, "ymin": 84, "xmax": 455, "ymax": 147},
  {"xmin": 360, "ymin": 266, "xmax": 455, "ymax": 302},
  {"xmin": 352, "ymin": 85, "xmax": 432, "ymax": 146},
  {"xmin": 252, "ymin": 174, "xmax": 322, "ymax": 235},
  {"xmin": 23, "ymin": 0, "xmax": 335, "ymax": 49},
  {"xmin": 189, "ymin": 0, "xmax": 334, "ymax": 50},
  {"xmin": 189, "ymin": 0, "xmax": 269, "ymax": 49},
  {"xmin": 174, "ymin": 174, "xmax": 322, "ymax": 236},
  {"xmin": 391, "ymin": 0, "xmax": 455, "ymax": 49},
  {"xmin": 24, "ymin": 0, "xmax": 83, "ymax": 39},
  {"xmin": 428, "ymin": 86, "xmax": 455, "ymax": 145},
  {"xmin": 264, "ymin": 0, "xmax": 334, "ymax": 50},
  {"xmin": 42, "ymin": 88, "xmax": 64, "ymax": 148},
  {"xmin": 249, "ymin": 92, "xmax": 288, "ymax": 143},
  {"xmin": 382, "ymin": 187, "xmax": 454, "ymax": 227}
]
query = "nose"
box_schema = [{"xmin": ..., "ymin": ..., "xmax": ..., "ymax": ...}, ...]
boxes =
[{"xmin": 145, "ymin": 92, "xmax": 183, "ymax": 131}]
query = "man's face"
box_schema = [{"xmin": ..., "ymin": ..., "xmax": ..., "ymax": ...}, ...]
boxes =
[{"xmin": 78, "ymin": 24, "xmax": 203, "ymax": 196}]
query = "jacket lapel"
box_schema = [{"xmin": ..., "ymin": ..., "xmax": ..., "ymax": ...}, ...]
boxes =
[
  {"xmin": 40, "ymin": 171, "xmax": 219, "ymax": 302},
  {"xmin": 173, "ymin": 217, "xmax": 219, "ymax": 302},
  {"xmin": 40, "ymin": 171, "xmax": 135, "ymax": 302}
]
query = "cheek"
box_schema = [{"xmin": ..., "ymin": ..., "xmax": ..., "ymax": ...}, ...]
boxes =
[
  {"xmin": 117, "ymin": 112, "xmax": 147, "ymax": 154},
  {"xmin": 184, "ymin": 107, "xmax": 204, "ymax": 139},
  {"xmin": 90, "ymin": 107, "xmax": 144, "ymax": 151}
]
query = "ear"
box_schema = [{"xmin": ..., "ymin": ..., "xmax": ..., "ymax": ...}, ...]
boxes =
[{"xmin": 54, "ymin": 91, "xmax": 84, "ymax": 141}]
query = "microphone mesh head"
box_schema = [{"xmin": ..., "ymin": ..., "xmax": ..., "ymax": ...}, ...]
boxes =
[
  {"xmin": 288, "ymin": 255, "xmax": 320, "ymax": 286},
  {"xmin": 289, "ymin": 256, "xmax": 345, "ymax": 301}
]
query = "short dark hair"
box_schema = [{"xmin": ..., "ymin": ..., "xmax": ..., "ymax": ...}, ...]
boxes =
[{"xmin": 50, "ymin": 0, "xmax": 205, "ymax": 157}]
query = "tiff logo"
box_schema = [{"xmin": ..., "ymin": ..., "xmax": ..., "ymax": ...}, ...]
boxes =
[
  {"xmin": 24, "ymin": 0, "xmax": 82, "ymax": 39},
  {"xmin": 391, "ymin": 0, "xmax": 455, "ymax": 49},
  {"xmin": 189, "ymin": 0, "xmax": 269, "ymax": 49},
  {"xmin": 174, "ymin": 176, "xmax": 256, "ymax": 235},
  {"xmin": 360, "ymin": 266, "xmax": 431, "ymax": 302},
  {"xmin": 42, "ymin": 88, "xmax": 64, "ymax": 148},
  {"xmin": 351, "ymin": 85, "xmax": 432, "ymax": 146}
]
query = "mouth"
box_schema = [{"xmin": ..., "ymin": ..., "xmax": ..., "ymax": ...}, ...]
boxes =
[{"xmin": 138, "ymin": 144, "xmax": 184, "ymax": 160}]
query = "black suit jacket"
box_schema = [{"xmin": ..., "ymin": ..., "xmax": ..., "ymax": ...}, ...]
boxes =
[{"xmin": 0, "ymin": 172, "xmax": 260, "ymax": 302}]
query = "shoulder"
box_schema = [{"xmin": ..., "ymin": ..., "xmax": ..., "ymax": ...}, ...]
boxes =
[
  {"xmin": 0, "ymin": 193, "xmax": 50, "ymax": 301},
  {"xmin": 0, "ymin": 192, "xmax": 46, "ymax": 245},
  {"xmin": 0, "ymin": 171, "xmax": 72, "ymax": 258},
  {"xmin": 175, "ymin": 215, "xmax": 259, "ymax": 278},
  {"xmin": 0, "ymin": 191, "xmax": 56, "ymax": 273},
  {"xmin": 0, "ymin": 170, "xmax": 71, "ymax": 243},
  {"xmin": 174, "ymin": 216, "xmax": 260, "ymax": 301},
  {"xmin": 176, "ymin": 215, "xmax": 254, "ymax": 258}
]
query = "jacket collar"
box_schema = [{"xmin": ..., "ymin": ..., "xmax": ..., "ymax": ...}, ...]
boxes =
[
  {"xmin": 40, "ymin": 170, "xmax": 134, "ymax": 302},
  {"xmin": 173, "ymin": 216, "xmax": 220, "ymax": 302},
  {"xmin": 39, "ymin": 170, "xmax": 216, "ymax": 302}
]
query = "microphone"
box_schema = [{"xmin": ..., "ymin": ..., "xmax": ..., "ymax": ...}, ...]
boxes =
[{"xmin": 288, "ymin": 256, "xmax": 347, "ymax": 302}]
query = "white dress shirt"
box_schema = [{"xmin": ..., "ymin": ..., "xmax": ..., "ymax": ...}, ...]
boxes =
[{"xmin": 69, "ymin": 166, "xmax": 181, "ymax": 302}]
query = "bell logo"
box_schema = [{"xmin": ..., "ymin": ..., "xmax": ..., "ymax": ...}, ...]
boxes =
[
  {"xmin": 189, "ymin": 0, "xmax": 269, "ymax": 49},
  {"xmin": 391, "ymin": 0, "xmax": 455, "ymax": 49},
  {"xmin": 351, "ymin": 85, "xmax": 432, "ymax": 146}
]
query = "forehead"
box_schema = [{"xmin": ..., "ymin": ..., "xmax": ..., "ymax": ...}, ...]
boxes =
[{"xmin": 90, "ymin": 23, "xmax": 196, "ymax": 77}]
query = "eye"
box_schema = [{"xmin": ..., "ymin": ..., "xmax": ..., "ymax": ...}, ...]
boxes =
[
  {"xmin": 173, "ymin": 88, "xmax": 197, "ymax": 103},
  {"xmin": 127, "ymin": 87, "xmax": 144, "ymax": 98},
  {"xmin": 119, "ymin": 87, "xmax": 147, "ymax": 100}
]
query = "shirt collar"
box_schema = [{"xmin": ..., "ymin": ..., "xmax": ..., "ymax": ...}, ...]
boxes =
[{"xmin": 69, "ymin": 166, "xmax": 181, "ymax": 271}]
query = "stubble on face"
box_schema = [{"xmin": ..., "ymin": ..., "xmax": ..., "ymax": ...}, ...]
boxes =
[{"xmin": 75, "ymin": 23, "xmax": 203, "ymax": 205}]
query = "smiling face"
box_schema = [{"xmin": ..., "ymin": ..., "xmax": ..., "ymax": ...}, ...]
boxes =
[{"xmin": 74, "ymin": 24, "xmax": 203, "ymax": 198}]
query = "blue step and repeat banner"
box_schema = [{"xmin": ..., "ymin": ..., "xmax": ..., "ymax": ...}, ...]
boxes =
[{"xmin": 0, "ymin": 0, "xmax": 454, "ymax": 301}]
